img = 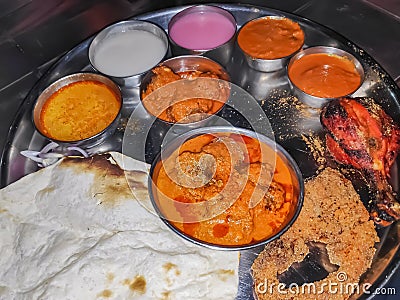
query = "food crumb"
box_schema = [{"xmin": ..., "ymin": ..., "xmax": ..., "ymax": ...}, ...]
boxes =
[
  {"xmin": 262, "ymin": 93, "xmax": 321, "ymax": 142},
  {"xmin": 301, "ymin": 134, "xmax": 326, "ymax": 170}
]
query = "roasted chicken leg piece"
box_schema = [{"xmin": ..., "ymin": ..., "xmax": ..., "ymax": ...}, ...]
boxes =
[{"xmin": 321, "ymin": 97, "xmax": 400, "ymax": 226}]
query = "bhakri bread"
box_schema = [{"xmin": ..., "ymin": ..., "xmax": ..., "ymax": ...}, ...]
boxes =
[
  {"xmin": 252, "ymin": 168, "xmax": 379, "ymax": 300},
  {"xmin": 0, "ymin": 152, "xmax": 239, "ymax": 299}
]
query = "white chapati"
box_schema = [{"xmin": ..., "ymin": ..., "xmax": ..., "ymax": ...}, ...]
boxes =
[{"xmin": 0, "ymin": 152, "xmax": 239, "ymax": 299}]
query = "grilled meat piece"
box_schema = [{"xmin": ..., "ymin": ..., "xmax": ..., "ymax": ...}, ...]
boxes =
[{"xmin": 321, "ymin": 97, "xmax": 400, "ymax": 226}]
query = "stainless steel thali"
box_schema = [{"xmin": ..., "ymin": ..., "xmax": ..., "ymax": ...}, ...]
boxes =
[{"xmin": 1, "ymin": 4, "xmax": 399, "ymax": 299}]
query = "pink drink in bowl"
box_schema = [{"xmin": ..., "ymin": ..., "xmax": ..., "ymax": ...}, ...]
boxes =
[
  {"xmin": 169, "ymin": 11, "xmax": 236, "ymax": 50},
  {"xmin": 168, "ymin": 5, "xmax": 236, "ymax": 51}
]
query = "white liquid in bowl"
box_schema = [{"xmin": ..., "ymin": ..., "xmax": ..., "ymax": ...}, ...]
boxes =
[{"xmin": 93, "ymin": 30, "xmax": 167, "ymax": 77}]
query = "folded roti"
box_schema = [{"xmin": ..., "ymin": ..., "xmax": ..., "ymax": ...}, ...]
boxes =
[{"xmin": 0, "ymin": 152, "xmax": 239, "ymax": 299}]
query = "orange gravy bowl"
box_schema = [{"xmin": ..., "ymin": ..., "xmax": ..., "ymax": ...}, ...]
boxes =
[
  {"xmin": 288, "ymin": 52, "xmax": 362, "ymax": 98},
  {"xmin": 151, "ymin": 131, "xmax": 302, "ymax": 247},
  {"xmin": 238, "ymin": 16, "xmax": 304, "ymax": 60},
  {"xmin": 37, "ymin": 80, "xmax": 121, "ymax": 142}
]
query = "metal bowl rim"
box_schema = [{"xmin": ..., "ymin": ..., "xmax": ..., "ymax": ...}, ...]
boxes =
[
  {"xmin": 32, "ymin": 72, "xmax": 123, "ymax": 144},
  {"xmin": 237, "ymin": 15, "xmax": 305, "ymax": 62},
  {"xmin": 88, "ymin": 19, "xmax": 169, "ymax": 79},
  {"xmin": 287, "ymin": 45, "xmax": 366, "ymax": 101},
  {"xmin": 148, "ymin": 125, "xmax": 305, "ymax": 250},
  {"xmin": 168, "ymin": 4, "xmax": 237, "ymax": 53},
  {"xmin": 139, "ymin": 55, "xmax": 231, "ymax": 126}
]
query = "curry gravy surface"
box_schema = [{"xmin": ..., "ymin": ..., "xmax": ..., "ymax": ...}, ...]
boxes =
[
  {"xmin": 154, "ymin": 133, "xmax": 294, "ymax": 246},
  {"xmin": 238, "ymin": 17, "xmax": 304, "ymax": 60},
  {"xmin": 39, "ymin": 80, "xmax": 120, "ymax": 141},
  {"xmin": 142, "ymin": 66, "xmax": 227, "ymax": 123},
  {"xmin": 288, "ymin": 53, "xmax": 361, "ymax": 98}
]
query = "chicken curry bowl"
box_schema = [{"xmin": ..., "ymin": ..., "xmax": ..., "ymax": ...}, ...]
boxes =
[
  {"xmin": 149, "ymin": 127, "xmax": 304, "ymax": 250},
  {"xmin": 140, "ymin": 55, "xmax": 230, "ymax": 125}
]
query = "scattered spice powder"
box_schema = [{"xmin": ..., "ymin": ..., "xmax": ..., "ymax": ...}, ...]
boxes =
[{"xmin": 301, "ymin": 134, "xmax": 326, "ymax": 171}]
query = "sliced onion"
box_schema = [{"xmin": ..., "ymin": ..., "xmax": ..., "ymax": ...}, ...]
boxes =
[{"xmin": 67, "ymin": 146, "xmax": 89, "ymax": 158}]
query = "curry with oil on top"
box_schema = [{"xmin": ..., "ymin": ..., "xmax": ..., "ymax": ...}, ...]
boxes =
[{"xmin": 153, "ymin": 133, "xmax": 295, "ymax": 246}]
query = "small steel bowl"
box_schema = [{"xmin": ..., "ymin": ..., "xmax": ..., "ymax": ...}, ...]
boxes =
[
  {"xmin": 287, "ymin": 46, "xmax": 365, "ymax": 108},
  {"xmin": 237, "ymin": 16, "xmax": 305, "ymax": 73},
  {"xmin": 139, "ymin": 55, "xmax": 231, "ymax": 134},
  {"xmin": 148, "ymin": 126, "xmax": 304, "ymax": 250},
  {"xmin": 33, "ymin": 73, "xmax": 122, "ymax": 148},
  {"xmin": 88, "ymin": 20, "xmax": 169, "ymax": 88},
  {"xmin": 168, "ymin": 5, "xmax": 237, "ymax": 67}
]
